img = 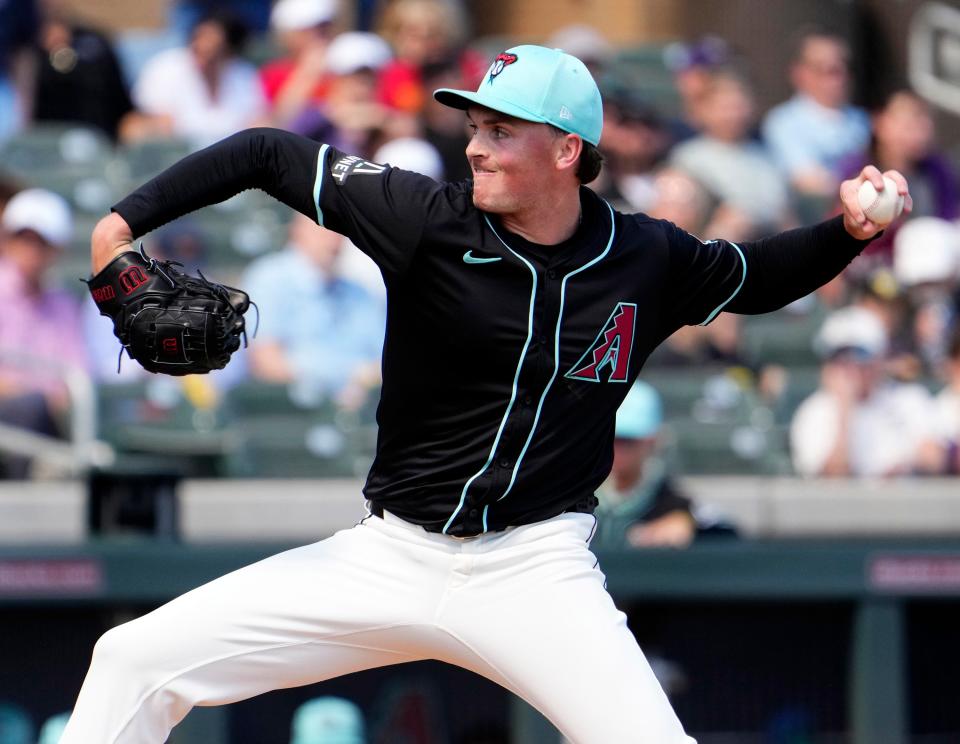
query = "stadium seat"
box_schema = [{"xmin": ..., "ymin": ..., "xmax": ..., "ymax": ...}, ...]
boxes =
[
  {"xmin": 222, "ymin": 381, "xmax": 377, "ymax": 478},
  {"xmin": 0, "ymin": 124, "xmax": 112, "ymax": 172},
  {"xmin": 0, "ymin": 124, "xmax": 119, "ymax": 213},
  {"xmin": 608, "ymin": 45, "xmax": 681, "ymax": 117},
  {"xmin": 96, "ymin": 380, "xmax": 233, "ymax": 476},
  {"xmin": 641, "ymin": 367, "xmax": 791, "ymax": 474},
  {"xmin": 741, "ymin": 307, "xmax": 825, "ymax": 366},
  {"xmin": 116, "ymin": 137, "xmax": 193, "ymax": 186}
]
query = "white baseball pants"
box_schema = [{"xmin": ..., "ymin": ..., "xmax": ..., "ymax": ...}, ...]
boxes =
[{"xmin": 61, "ymin": 510, "xmax": 696, "ymax": 744}]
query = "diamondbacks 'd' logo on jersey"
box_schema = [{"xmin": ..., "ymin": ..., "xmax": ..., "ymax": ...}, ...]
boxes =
[
  {"xmin": 488, "ymin": 52, "xmax": 518, "ymax": 83},
  {"xmin": 565, "ymin": 302, "xmax": 637, "ymax": 383},
  {"xmin": 331, "ymin": 154, "xmax": 387, "ymax": 184}
]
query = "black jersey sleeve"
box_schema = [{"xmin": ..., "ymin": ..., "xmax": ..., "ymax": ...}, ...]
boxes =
[
  {"xmin": 112, "ymin": 128, "xmax": 322, "ymax": 237},
  {"xmin": 315, "ymin": 145, "xmax": 456, "ymax": 281},
  {"xmin": 110, "ymin": 128, "xmax": 452, "ymax": 282},
  {"xmin": 661, "ymin": 215, "xmax": 872, "ymax": 327},
  {"xmin": 726, "ymin": 215, "xmax": 872, "ymax": 315},
  {"xmin": 660, "ymin": 220, "xmax": 748, "ymax": 327}
]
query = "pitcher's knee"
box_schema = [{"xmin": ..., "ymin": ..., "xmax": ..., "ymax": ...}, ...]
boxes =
[{"xmin": 90, "ymin": 618, "xmax": 160, "ymax": 682}]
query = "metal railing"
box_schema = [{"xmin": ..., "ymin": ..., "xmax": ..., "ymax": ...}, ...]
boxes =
[{"xmin": 0, "ymin": 352, "xmax": 114, "ymax": 475}]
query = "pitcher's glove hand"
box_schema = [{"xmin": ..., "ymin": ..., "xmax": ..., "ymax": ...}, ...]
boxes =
[{"xmin": 87, "ymin": 245, "xmax": 253, "ymax": 375}]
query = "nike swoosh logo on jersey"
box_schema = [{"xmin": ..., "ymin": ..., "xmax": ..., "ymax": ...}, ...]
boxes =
[{"xmin": 463, "ymin": 250, "xmax": 502, "ymax": 264}]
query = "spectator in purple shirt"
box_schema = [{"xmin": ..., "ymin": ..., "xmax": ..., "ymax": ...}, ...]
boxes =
[
  {"xmin": 839, "ymin": 89, "xmax": 960, "ymax": 272},
  {"xmin": 0, "ymin": 188, "xmax": 88, "ymax": 477}
]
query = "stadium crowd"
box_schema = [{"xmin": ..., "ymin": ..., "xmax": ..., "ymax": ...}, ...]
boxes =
[{"xmin": 0, "ymin": 0, "xmax": 959, "ymax": 486}]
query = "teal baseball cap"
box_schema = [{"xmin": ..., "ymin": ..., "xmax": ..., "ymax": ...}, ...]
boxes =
[
  {"xmin": 434, "ymin": 44, "xmax": 603, "ymax": 145},
  {"xmin": 615, "ymin": 381, "xmax": 663, "ymax": 440},
  {"xmin": 290, "ymin": 697, "xmax": 365, "ymax": 744}
]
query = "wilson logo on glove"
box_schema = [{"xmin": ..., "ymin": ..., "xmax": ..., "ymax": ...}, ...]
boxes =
[
  {"xmin": 118, "ymin": 265, "xmax": 149, "ymax": 294},
  {"xmin": 85, "ymin": 244, "xmax": 256, "ymax": 376},
  {"xmin": 90, "ymin": 285, "xmax": 116, "ymax": 303}
]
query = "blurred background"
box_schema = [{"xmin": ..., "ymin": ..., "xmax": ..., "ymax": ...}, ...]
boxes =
[{"xmin": 2, "ymin": 0, "xmax": 960, "ymax": 742}]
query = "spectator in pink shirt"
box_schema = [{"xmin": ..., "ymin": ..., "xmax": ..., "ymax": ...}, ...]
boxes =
[{"xmin": 0, "ymin": 188, "xmax": 88, "ymax": 477}]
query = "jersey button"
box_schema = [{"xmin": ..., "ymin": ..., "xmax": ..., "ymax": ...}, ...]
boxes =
[
  {"xmin": 469, "ymin": 509, "xmax": 479, "ymax": 518},
  {"xmin": 499, "ymin": 457, "xmax": 511, "ymax": 468},
  {"xmin": 547, "ymin": 269, "xmax": 557, "ymax": 279},
  {"xmin": 523, "ymin": 394, "xmax": 533, "ymax": 406}
]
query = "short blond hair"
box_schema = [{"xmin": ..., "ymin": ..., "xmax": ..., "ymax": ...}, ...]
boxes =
[{"xmin": 376, "ymin": 0, "xmax": 468, "ymax": 50}]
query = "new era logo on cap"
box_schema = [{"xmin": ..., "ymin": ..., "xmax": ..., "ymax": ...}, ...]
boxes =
[{"xmin": 433, "ymin": 44, "xmax": 603, "ymax": 145}]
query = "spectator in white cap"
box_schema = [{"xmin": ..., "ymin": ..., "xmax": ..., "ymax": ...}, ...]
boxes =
[
  {"xmin": 373, "ymin": 136, "xmax": 444, "ymax": 180},
  {"xmin": 262, "ymin": 0, "xmax": 339, "ymax": 127},
  {"xmin": 0, "ymin": 188, "xmax": 90, "ymax": 477},
  {"xmin": 934, "ymin": 326, "xmax": 960, "ymax": 474},
  {"xmin": 790, "ymin": 305, "xmax": 943, "ymax": 477},
  {"xmin": 593, "ymin": 381, "xmax": 698, "ymax": 549},
  {"xmin": 893, "ymin": 217, "xmax": 960, "ymax": 375},
  {"xmin": 288, "ymin": 32, "xmax": 400, "ymax": 155},
  {"xmin": 894, "ymin": 217, "xmax": 960, "ymax": 290}
]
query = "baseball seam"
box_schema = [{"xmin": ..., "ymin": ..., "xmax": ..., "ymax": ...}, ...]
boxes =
[{"xmin": 863, "ymin": 190, "xmax": 882, "ymax": 214}]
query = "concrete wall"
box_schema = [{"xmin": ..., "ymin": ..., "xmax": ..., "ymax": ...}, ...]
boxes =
[{"xmin": 2, "ymin": 476, "xmax": 959, "ymax": 544}]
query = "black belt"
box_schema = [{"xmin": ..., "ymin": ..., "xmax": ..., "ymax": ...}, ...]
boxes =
[{"xmin": 368, "ymin": 495, "xmax": 597, "ymax": 535}]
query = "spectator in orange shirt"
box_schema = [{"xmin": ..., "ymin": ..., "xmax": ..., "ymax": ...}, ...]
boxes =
[
  {"xmin": 839, "ymin": 89, "xmax": 960, "ymax": 271},
  {"xmin": 375, "ymin": 0, "xmax": 483, "ymax": 115}
]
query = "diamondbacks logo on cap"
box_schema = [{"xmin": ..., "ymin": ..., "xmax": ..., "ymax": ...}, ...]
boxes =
[{"xmin": 488, "ymin": 52, "xmax": 518, "ymax": 83}]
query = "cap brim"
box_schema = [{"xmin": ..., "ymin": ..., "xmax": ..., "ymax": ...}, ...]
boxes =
[
  {"xmin": 824, "ymin": 345, "xmax": 880, "ymax": 363},
  {"xmin": 434, "ymin": 87, "xmax": 549, "ymax": 127}
]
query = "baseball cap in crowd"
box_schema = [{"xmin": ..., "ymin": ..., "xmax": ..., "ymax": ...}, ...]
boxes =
[
  {"xmin": 270, "ymin": 0, "xmax": 338, "ymax": 31},
  {"xmin": 290, "ymin": 697, "xmax": 365, "ymax": 744},
  {"xmin": 1, "ymin": 188, "xmax": 73, "ymax": 247},
  {"xmin": 36, "ymin": 712, "xmax": 70, "ymax": 744},
  {"xmin": 374, "ymin": 137, "xmax": 444, "ymax": 180},
  {"xmin": 546, "ymin": 24, "xmax": 613, "ymax": 68},
  {"xmin": 325, "ymin": 31, "xmax": 393, "ymax": 76},
  {"xmin": 615, "ymin": 381, "xmax": 663, "ymax": 440},
  {"xmin": 663, "ymin": 35, "xmax": 731, "ymax": 73},
  {"xmin": 814, "ymin": 306, "xmax": 888, "ymax": 361},
  {"xmin": 0, "ymin": 702, "xmax": 33, "ymax": 744},
  {"xmin": 893, "ymin": 216, "xmax": 960, "ymax": 287},
  {"xmin": 434, "ymin": 44, "xmax": 604, "ymax": 145}
]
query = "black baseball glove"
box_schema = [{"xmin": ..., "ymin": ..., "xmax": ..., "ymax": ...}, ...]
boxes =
[{"xmin": 87, "ymin": 245, "xmax": 253, "ymax": 375}]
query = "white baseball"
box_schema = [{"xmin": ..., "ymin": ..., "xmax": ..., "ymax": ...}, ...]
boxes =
[{"xmin": 857, "ymin": 176, "xmax": 904, "ymax": 227}]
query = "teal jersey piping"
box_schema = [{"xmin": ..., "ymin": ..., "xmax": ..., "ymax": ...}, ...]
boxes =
[
  {"xmin": 442, "ymin": 216, "xmax": 538, "ymax": 535},
  {"xmin": 495, "ymin": 200, "xmax": 617, "ymax": 507},
  {"xmin": 698, "ymin": 240, "xmax": 746, "ymax": 326},
  {"xmin": 312, "ymin": 144, "xmax": 330, "ymax": 226}
]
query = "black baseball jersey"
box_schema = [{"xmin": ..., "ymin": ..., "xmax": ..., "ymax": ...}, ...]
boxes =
[{"xmin": 114, "ymin": 128, "xmax": 872, "ymax": 536}]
